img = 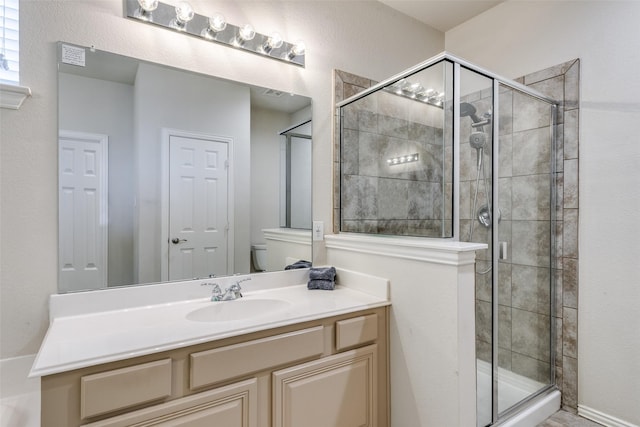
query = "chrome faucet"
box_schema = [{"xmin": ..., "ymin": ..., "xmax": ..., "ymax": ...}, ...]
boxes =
[
  {"xmin": 202, "ymin": 282, "xmax": 223, "ymax": 301},
  {"xmin": 220, "ymin": 277, "xmax": 251, "ymax": 301}
]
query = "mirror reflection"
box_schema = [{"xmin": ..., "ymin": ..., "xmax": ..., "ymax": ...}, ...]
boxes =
[{"xmin": 57, "ymin": 42, "xmax": 312, "ymax": 293}]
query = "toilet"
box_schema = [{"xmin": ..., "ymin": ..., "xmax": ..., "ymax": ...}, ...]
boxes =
[{"xmin": 251, "ymin": 244, "xmax": 267, "ymax": 272}]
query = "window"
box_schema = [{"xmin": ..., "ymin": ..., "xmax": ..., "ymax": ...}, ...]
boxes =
[{"xmin": 0, "ymin": 0, "xmax": 19, "ymax": 85}]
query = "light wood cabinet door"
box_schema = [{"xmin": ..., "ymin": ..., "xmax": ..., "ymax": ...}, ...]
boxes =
[
  {"xmin": 82, "ymin": 378, "xmax": 257, "ymax": 427},
  {"xmin": 272, "ymin": 344, "xmax": 377, "ymax": 427}
]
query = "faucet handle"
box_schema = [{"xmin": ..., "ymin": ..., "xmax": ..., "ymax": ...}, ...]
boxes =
[
  {"xmin": 228, "ymin": 282, "xmax": 243, "ymax": 298},
  {"xmin": 202, "ymin": 282, "xmax": 222, "ymax": 301},
  {"xmin": 235, "ymin": 277, "xmax": 252, "ymax": 286},
  {"xmin": 228, "ymin": 282, "xmax": 241, "ymax": 292}
]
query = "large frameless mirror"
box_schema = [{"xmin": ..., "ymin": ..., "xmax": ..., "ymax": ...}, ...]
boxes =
[{"xmin": 57, "ymin": 42, "xmax": 312, "ymax": 293}]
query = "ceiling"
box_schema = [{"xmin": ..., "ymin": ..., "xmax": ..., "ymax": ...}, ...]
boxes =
[{"xmin": 378, "ymin": 0, "xmax": 503, "ymax": 32}]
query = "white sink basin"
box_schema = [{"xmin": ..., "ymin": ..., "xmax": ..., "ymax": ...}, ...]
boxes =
[{"xmin": 186, "ymin": 298, "xmax": 292, "ymax": 322}]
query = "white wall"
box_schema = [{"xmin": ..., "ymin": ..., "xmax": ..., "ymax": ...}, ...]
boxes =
[
  {"xmin": 250, "ymin": 107, "xmax": 290, "ymax": 245},
  {"xmin": 0, "ymin": 0, "xmax": 443, "ymax": 359},
  {"xmin": 447, "ymin": 2, "xmax": 640, "ymax": 424},
  {"xmin": 133, "ymin": 62, "xmax": 251, "ymax": 282},
  {"xmin": 325, "ymin": 236, "xmax": 479, "ymax": 427},
  {"xmin": 58, "ymin": 73, "xmax": 136, "ymax": 287},
  {"xmin": 289, "ymin": 135, "xmax": 312, "ymax": 229}
]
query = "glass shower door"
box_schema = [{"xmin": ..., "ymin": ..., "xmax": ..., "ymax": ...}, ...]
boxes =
[
  {"xmin": 460, "ymin": 69, "xmax": 556, "ymax": 426},
  {"xmin": 458, "ymin": 67, "xmax": 495, "ymax": 427},
  {"xmin": 495, "ymin": 83, "xmax": 556, "ymax": 417}
]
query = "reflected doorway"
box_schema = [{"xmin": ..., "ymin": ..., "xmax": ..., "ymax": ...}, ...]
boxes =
[{"xmin": 161, "ymin": 129, "xmax": 232, "ymax": 281}]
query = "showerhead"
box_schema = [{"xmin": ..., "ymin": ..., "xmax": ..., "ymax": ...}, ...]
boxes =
[
  {"xmin": 470, "ymin": 131, "xmax": 487, "ymax": 151},
  {"xmin": 460, "ymin": 102, "xmax": 482, "ymax": 123}
]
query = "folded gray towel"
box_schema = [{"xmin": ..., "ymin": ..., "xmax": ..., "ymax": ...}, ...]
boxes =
[
  {"xmin": 307, "ymin": 279, "xmax": 335, "ymax": 290},
  {"xmin": 309, "ymin": 266, "xmax": 336, "ymax": 281},
  {"xmin": 285, "ymin": 260, "xmax": 312, "ymax": 270}
]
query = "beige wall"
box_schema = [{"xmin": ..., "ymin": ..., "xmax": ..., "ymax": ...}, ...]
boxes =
[
  {"xmin": 0, "ymin": 1, "xmax": 443, "ymax": 358},
  {"xmin": 446, "ymin": 2, "xmax": 640, "ymax": 425}
]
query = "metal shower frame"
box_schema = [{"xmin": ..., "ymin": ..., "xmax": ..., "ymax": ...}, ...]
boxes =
[{"xmin": 336, "ymin": 51, "xmax": 559, "ymax": 426}]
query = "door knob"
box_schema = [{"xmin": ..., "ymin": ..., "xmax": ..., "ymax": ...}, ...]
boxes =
[{"xmin": 171, "ymin": 238, "xmax": 188, "ymax": 244}]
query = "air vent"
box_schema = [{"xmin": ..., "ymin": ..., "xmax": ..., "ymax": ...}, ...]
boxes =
[{"xmin": 262, "ymin": 88, "xmax": 284, "ymax": 97}]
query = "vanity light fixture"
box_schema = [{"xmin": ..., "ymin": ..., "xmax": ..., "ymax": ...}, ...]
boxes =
[
  {"xmin": 125, "ymin": 0, "xmax": 306, "ymax": 67},
  {"xmin": 387, "ymin": 153, "xmax": 419, "ymax": 166},
  {"xmin": 386, "ymin": 79, "xmax": 444, "ymax": 108}
]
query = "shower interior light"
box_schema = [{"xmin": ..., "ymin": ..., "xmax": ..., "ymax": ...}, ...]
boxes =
[
  {"xmin": 263, "ymin": 32, "xmax": 284, "ymax": 53},
  {"xmin": 387, "ymin": 153, "xmax": 419, "ymax": 166}
]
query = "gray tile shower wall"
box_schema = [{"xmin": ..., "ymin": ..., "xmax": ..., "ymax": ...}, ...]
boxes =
[
  {"xmin": 335, "ymin": 71, "xmax": 448, "ymax": 237},
  {"xmin": 524, "ymin": 59, "xmax": 580, "ymax": 412},
  {"xmin": 333, "ymin": 70, "xmax": 375, "ymax": 233}
]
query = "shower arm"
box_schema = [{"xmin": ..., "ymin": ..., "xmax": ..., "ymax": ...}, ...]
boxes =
[{"xmin": 471, "ymin": 119, "xmax": 491, "ymax": 129}]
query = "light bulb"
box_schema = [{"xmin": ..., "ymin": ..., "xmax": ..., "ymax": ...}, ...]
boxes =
[
  {"xmin": 263, "ymin": 32, "xmax": 283, "ymax": 53},
  {"xmin": 407, "ymin": 83, "xmax": 422, "ymax": 94},
  {"xmin": 175, "ymin": 1, "xmax": 194, "ymax": 25},
  {"xmin": 208, "ymin": 13, "xmax": 227, "ymax": 32},
  {"xmin": 137, "ymin": 0, "xmax": 158, "ymax": 12},
  {"xmin": 239, "ymin": 24, "xmax": 256, "ymax": 41},
  {"xmin": 292, "ymin": 41, "xmax": 306, "ymax": 56},
  {"xmin": 288, "ymin": 40, "xmax": 306, "ymax": 59}
]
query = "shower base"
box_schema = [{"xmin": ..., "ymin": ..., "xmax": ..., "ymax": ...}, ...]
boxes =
[{"xmin": 477, "ymin": 360, "xmax": 560, "ymax": 426}]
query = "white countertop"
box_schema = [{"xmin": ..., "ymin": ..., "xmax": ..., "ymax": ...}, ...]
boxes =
[{"xmin": 30, "ymin": 268, "xmax": 389, "ymax": 377}]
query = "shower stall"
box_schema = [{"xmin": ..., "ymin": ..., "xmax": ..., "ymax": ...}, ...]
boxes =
[{"xmin": 337, "ymin": 53, "xmax": 558, "ymax": 426}]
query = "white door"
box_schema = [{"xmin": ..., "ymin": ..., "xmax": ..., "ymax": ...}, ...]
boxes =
[
  {"xmin": 58, "ymin": 130, "xmax": 108, "ymax": 292},
  {"xmin": 167, "ymin": 133, "xmax": 229, "ymax": 280}
]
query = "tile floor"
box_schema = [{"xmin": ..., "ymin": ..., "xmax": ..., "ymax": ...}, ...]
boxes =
[{"xmin": 537, "ymin": 410, "xmax": 604, "ymax": 426}]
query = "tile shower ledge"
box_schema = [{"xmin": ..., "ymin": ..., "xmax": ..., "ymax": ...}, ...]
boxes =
[
  {"xmin": 30, "ymin": 269, "xmax": 389, "ymax": 378},
  {"xmin": 325, "ymin": 233, "xmax": 487, "ymax": 266}
]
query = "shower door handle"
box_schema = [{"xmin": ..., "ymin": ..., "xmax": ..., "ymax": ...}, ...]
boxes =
[{"xmin": 499, "ymin": 241, "xmax": 508, "ymax": 260}]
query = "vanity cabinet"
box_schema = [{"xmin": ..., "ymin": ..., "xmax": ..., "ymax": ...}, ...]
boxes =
[
  {"xmin": 273, "ymin": 345, "xmax": 377, "ymax": 427},
  {"xmin": 40, "ymin": 307, "xmax": 388, "ymax": 427}
]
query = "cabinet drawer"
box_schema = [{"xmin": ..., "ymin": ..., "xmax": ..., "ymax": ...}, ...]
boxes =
[
  {"xmin": 80, "ymin": 358, "xmax": 172, "ymax": 419},
  {"xmin": 82, "ymin": 378, "xmax": 257, "ymax": 427},
  {"xmin": 336, "ymin": 314, "xmax": 378, "ymax": 351},
  {"xmin": 190, "ymin": 326, "xmax": 324, "ymax": 389}
]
